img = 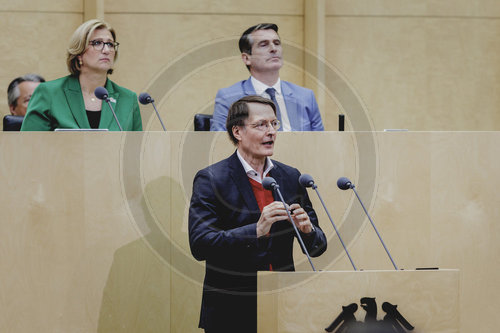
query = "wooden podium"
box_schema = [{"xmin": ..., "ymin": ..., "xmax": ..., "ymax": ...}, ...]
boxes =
[{"xmin": 258, "ymin": 270, "xmax": 459, "ymax": 332}]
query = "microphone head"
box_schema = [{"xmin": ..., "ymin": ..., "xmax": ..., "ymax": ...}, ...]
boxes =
[
  {"xmin": 94, "ymin": 86, "xmax": 109, "ymax": 100},
  {"xmin": 262, "ymin": 177, "xmax": 277, "ymax": 190},
  {"xmin": 337, "ymin": 177, "xmax": 353, "ymax": 190},
  {"xmin": 299, "ymin": 174, "xmax": 315, "ymax": 188},
  {"xmin": 138, "ymin": 92, "xmax": 153, "ymax": 105}
]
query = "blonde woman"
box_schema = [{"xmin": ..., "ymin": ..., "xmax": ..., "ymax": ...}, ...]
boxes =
[{"xmin": 21, "ymin": 19, "xmax": 142, "ymax": 131}]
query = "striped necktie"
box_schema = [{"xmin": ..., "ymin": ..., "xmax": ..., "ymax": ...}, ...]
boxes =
[{"xmin": 265, "ymin": 87, "xmax": 283, "ymax": 131}]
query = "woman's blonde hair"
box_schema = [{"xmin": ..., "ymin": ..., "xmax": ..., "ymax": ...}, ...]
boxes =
[{"xmin": 66, "ymin": 19, "xmax": 117, "ymax": 76}]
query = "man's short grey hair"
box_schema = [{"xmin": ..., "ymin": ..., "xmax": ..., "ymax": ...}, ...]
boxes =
[{"xmin": 7, "ymin": 73, "xmax": 45, "ymax": 108}]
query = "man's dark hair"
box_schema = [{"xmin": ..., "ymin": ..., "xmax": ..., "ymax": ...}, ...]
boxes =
[
  {"xmin": 239, "ymin": 23, "xmax": 279, "ymax": 71},
  {"xmin": 7, "ymin": 73, "xmax": 45, "ymax": 108},
  {"xmin": 226, "ymin": 95, "xmax": 277, "ymax": 145}
]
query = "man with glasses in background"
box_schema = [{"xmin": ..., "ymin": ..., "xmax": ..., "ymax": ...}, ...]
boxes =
[
  {"xmin": 211, "ymin": 23, "xmax": 324, "ymax": 132},
  {"xmin": 190, "ymin": 95, "xmax": 327, "ymax": 332}
]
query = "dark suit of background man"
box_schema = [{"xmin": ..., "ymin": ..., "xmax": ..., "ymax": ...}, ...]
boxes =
[
  {"xmin": 211, "ymin": 23, "xmax": 324, "ymax": 132},
  {"xmin": 189, "ymin": 95, "xmax": 327, "ymax": 333}
]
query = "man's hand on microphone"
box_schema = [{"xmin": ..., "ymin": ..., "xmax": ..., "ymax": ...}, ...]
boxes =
[
  {"xmin": 289, "ymin": 203, "xmax": 314, "ymax": 234},
  {"xmin": 256, "ymin": 201, "xmax": 289, "ymax": 238}
]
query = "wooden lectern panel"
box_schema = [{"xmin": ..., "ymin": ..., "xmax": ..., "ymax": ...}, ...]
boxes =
[
  {"xmin": 258, "ymin": 270, "xmax": 459, "ymax": 333},
  {"xmin": 2, "ymin": 132, "xmax": 499, "ymax": 331}
]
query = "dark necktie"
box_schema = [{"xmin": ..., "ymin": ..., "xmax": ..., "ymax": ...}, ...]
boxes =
[{"xmin": 265, "ymin": 87, "xmax": 283, "ymax": 130}]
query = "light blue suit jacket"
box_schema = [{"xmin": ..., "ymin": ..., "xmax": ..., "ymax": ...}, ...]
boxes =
[{"xmin": 211, "ymin": 78, "xmax": 324, "ymax": 131}]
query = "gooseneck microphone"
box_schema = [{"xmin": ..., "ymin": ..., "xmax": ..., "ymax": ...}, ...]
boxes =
[
  {"xmin": 299, "ymin": 174, "xmax": 357, "ymax": 270},
  {"xmin": 337, "ymin": 177, "xmax": 398, "ymax": 270},
  {"xmin": 94, "ymin": 87, "xmax": 123, "ymax": 131},
  {"xmin": 262, "ymin": 177, "xmax": 316, "ymax": 272},
  {"xmin": 138, "ymin": 92, "xmax": 166, "ymax": 131},
  {"xmin": 336, "ymin": 177, "xmax": 353, "ymax": 190}
]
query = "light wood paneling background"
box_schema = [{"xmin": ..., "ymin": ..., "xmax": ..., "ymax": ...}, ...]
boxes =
[
  {"xmin": 1, "ymin": 132, "xmax": 499, "ymax": 332},
  {"xmin": 325, "ymin": 0, "xmax": 500, "ymax": 130},
  {"xmin": 0, "ymin": 0, "xmax": 499, "ymax": 332},
  {"xmin": 2, "ymin": 0, "xmax": 499, "ymax": 130},
  {"xmin": 0, "ymin": 1, "xmax": 82, "ymax": 111}
]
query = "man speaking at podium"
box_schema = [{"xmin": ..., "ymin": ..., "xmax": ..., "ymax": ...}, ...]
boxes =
[{"xmin": 189, "ymin": 95, "xmax": 327, "ymax": 332}]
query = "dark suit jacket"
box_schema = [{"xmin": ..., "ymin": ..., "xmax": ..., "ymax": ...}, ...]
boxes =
[
  {"xmin": 21, "ymin": 75, "xmax": 142, "ymax": 131},
  {"xmin": 189, "ymin": 152, "xmax": 327, "ymax": 332},
  {"xmin": 210, "ymin": 78, "xmax": 324, "ymax": 131}
]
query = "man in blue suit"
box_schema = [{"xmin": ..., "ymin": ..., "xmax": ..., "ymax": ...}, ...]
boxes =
[
  {"xmin": 190, "ymin": 95, "xmax": 327, "ymax": 332},
  {"xmin": 211, "ymin": 23, "xmax": 324, "ymax": 132}
]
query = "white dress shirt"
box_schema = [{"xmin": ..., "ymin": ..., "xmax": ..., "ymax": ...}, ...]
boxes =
[
  {"xmin": 236, "ymin": 149, "xmax": 274, "ymax": 184},
  {"xmin": 250, "ymin": 76, "xmax": 292, "ymax": 132}
]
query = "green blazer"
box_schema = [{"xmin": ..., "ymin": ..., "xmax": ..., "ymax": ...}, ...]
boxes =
[{"xmin": 21, "ymin": 75, "xmax": 142, "ymax": 131}]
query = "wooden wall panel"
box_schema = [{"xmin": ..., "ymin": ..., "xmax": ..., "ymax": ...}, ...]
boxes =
[
  {"xmin": 104, "ymin": 0, "xmax": 303, "ymax": 15},
  {"xmin": 106, "ymin": 14, "xmax": 305, "ymax": 131},
  {"xmin": 325, "ymin": 0, "xmax": 500, "ymax": 130},
  {"xmin": 0, "ymin": 0, "xmax": 81, "ymax": 12},
  {"xmin": 0, "ymin": 10, "xmax": 82, "ymax": 119},
  {"xmin": 1, "ymin": 132, "xmax": 499, "ymax": 331},
  {"xmin": 327, "ymin": 0, "xmax": 500, "ymax": 17},
  {"xmin": 2, "ymin": 1, "xmax": 500, "ymax": 131}
]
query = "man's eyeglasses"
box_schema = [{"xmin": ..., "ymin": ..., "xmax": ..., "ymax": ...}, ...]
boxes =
[
  {"xmin": 246, "ymin": 119, "xmax": 281, "ymax": 131},
  {"xmin": 89, "ymin": 40, "xmax": 119, "ymax": 52}
]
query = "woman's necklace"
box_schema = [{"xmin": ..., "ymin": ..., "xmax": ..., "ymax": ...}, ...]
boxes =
[
  {"xmin": 83, "ymin": 90, "xmax": 101, "ymax": 111},
  {"xmin": 84, "ymin": 90, "xmax": 97, "ymax": 102}
]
